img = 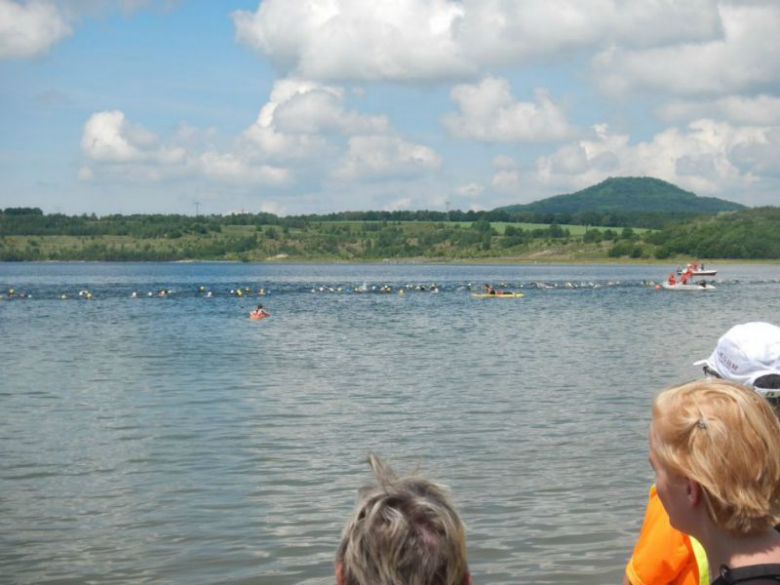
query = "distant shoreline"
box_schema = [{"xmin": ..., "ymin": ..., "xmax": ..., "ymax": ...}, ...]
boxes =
[{"xmin": 3, "ymin": 257, "xmax": 778, "ymax": 265}]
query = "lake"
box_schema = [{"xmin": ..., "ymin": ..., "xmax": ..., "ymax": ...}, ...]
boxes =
[{"xmin": 2, "ymin": 262, "xmax": 779, "ymax": 584}]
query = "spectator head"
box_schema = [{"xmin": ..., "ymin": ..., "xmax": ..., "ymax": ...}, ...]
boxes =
[
  {"xmin": 336, "ymin": 454, "xmax": 470, "ymax": 585},
  {"xmin": 694, "ymin": 322, "xmax": 780, "ymax": 400},
  {"xmin": 650, "ymin": 379, "xmax": 780, "ymax": 537}
]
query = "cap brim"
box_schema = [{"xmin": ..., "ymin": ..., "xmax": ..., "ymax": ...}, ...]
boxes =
[{"xmin": 693, "ymin": 359, "xmax": 709, "ymax": 366}]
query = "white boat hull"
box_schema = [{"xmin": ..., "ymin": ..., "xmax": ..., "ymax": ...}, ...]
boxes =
[{"xmin": 662, "ymin": 282, "xmax": 716, "ymax": 291}]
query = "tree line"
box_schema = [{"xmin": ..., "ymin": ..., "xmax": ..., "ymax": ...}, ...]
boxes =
[{"xmin": 1, "ymin": 206, "xmax": 779, "ymax": 261}]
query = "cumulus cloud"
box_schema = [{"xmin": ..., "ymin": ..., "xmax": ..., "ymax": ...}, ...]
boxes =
[
  {"xmin": 232, "ymin": 0, "xmax": 725, "ymax": 82},
  {"xmin": 198, "ymin": 151, "xmax": 290, "ymax": 185},
  {"xmin": 489, "ymin": 155, "xmax": 521, "ymax": 193},
  {"xmin": 259, "ymin": 200, "xmax": 287, "ymax": 216},
  {"xmin": 80, "ymin": 110, "xmax": 289, "ymax": 186},
  {"xmin": 657, "ymin": 95, "xmax": 780, "ymax": 126},
  {"xmin": 0, "ymin": 0, "xmax": 72, "ymax": 59},
  {"xmin": 241, "ymin": 78, "xmax": 388, "ymax": 162},
  {"xmin": 384, "ymin": 197, "xmax": 413, "ymax": 211},
  {"xmin": 262, "ymin": 79, "xmax": 388, "ymax": 136},
  {"xmin": 238, "ymin": 77, "xmax": 441, "ymax": 185},
  {"xmin": 535, "ymin": 119, "xmax": 778, "ymax": 196},
  {"xmin": 492, "ymin": 155, "xmax": 517, "ymax": 169},
  {"xmin": 81, "ymin": 110, "xmax": 185, "ymax": 164},
  {"xmin": 492, "ymin": 170, "xmax": 520, "ymax": 193},
  {"xmin": 232, "ymin": 0, "xmax": 469, "ymax": 81},
  {"xmin": 730, "ymin": 128, "xmax": 780, "ymax": 178},
  {"xmin": 456, "ymin": 182, "xmax": 484, "ymax": 198},
  {"xmin": 594, "ymin": 3, "xmax": 780, "ymax": 96},
  {"xmin": 443, "ymin": 77, "xmax": 575, "ymax": 142},
  {"xmin": 333, "ymin": 135, "xmax": 441, "ymax": 182},
  {"xmin": 80, "ymin": 81, "xmax": 439, "ymax": 191},
  {"xmin": 0, "ymin": 1, "xmax": 178, "ymax": 59}
]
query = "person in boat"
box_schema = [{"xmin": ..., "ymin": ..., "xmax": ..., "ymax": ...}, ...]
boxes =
[
  {"xmin": 623, "ymin": 322, "xmax": 780, "ymax": 585},
  {"xmin": 649, "ymin": 379, "xmax": 780, "ymax": 585},
  {"xmin": 335, "ymin": 454, "xmax": 471, "ymax": 585},
  {"xmin": 251, "ymin": 304, "xmax": 269, "ymax": 318},
  {"xmin": 484, "ymin": 283, "xmax": 497, "ymax": 295},
  {"xmin": 668, "ymin": 273, "xmax": 677, "ymax": 286}
]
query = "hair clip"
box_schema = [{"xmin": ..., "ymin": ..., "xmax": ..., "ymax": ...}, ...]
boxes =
[{"xmin": 696, "ymin": 419, "xmax": 708, "ymax": 429}]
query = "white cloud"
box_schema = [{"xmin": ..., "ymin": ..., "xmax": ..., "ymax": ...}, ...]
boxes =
[
  {"xmin": 730, "ymin": 128, "xmax": 780, "ymax": 178},
  {"xmin": 594, "ymin": 3, "xmax": 780, "ymax": 96},
  {"xmin": 333, "ymin": 134, "xmax": 441, "ymax": 182},
  {"xmin": 456, "ymin": 182, "xmax": 484, "ymax": 198},
  {"xmin": 197, "ymin": 151, "xmax": 290, "ymax": 185},
  {"xmin": 491, "ymin": 170, "xmax": 520, "ymax": 193},
  {"xmin": 80, "ymin": 110, "xmax": 289, "ymax": 186},
  {"xmin": 0, "ymin": 0, "xmax": 72, "ymax": 59},
  {"xmin": 657, "ymin": 95, "xmax": 780, "ymax": 126},
  {"xmin": 241, "ymin": 78, "xmax": 387, "ymax": 162},
  {"xmin": 490, "ymin": 155, "xmax": 521, "ymax": 193},
  {"xmin": 492, "ymin": 155, "xmax": 517, "ymax": 170},
  {"xmin": 535, "ymin": 119, "xmax": 778, "ymax": 196},
  {"xmin": 443, "ymin": 77, "xmax": 575, "ymax": 142},
  {"xmin": 272, "ymin": 84, "xmax": 388, "ymax": 135},
  {"xmin": 232, "ymin": 0, "xmax": 469, "ymax": 81},
  {"xmin": 0, "ymin": 1, "xmax": 178, "ymax": 60},
  {"xmin": 383, "ymin": 197, "xmax": 412, "ymax": 211},
  {"xmin": 81, "ymin": 110, "xmax": 185, "ymax": 164},
  {"xmin": 232, "ymin": 0, "xmax": 725, "ymax": 82},
  {"xmin": 259, "ymin": 200, "xmax": 287, "ymax": 216},
  {"xmin": 80, "ymin": 82, "xmax": 439, "ymax": 192},
  {"xmin": 172, "ymin": 122, "xmax": 217, "ymax": 146}
]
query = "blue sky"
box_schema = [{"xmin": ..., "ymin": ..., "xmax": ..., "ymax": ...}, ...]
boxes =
[{"xmin": 2, "ymin": 0, "xmax": 779, "ymax": 216}]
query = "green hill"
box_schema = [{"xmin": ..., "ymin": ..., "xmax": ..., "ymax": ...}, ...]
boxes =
[{"xmin": 495, "ymin": 177, "xmax": 746, "ymax": 215}]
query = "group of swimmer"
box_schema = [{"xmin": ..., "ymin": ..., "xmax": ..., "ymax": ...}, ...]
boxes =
[
  {"xmin": 333, "ymin": 321, "xmax": 780, "ymax": 585},
  {"xmin": 4, "ymin": 278, "xmax": 709, "ymax": 302},
  {"xmin": 311, "ymin": 283, "xmax": 442, "ymax": 294},
  {"xmin": 3, "ymin": 287, "xmax": 32, "ymax": 299}
]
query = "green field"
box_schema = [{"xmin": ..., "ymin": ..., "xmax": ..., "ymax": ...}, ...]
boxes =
[{"xmin": 316, "ymin": 220, "xmax": 653, "ymax": 236}]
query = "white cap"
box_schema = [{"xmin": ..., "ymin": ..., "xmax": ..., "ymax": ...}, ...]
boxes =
[{"xmin": 694, "ymin": 322, "xmax": 780, "ymax": 390}]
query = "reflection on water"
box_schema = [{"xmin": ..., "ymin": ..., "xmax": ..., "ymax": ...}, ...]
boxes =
[{"xmin": 2, "ymin": 262, "xmax": 779, "ymax": 584}]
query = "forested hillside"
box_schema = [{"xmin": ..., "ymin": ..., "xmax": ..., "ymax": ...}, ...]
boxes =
[
  {"xmin": 496, "ymin": 177, "xmax": 745, "ymax": 216},
  {"xmin": 647, "ymin": 207, "xmax": 780, "ymax": 259}
]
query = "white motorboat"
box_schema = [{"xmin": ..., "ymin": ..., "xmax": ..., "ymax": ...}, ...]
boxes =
[
  {"xmin": 676, "ymin": 269, "xmax": 717, "ymax": 277},
  {"xmin": 677, "ymin": 263, "xmax": 717, "ymax": 277}
]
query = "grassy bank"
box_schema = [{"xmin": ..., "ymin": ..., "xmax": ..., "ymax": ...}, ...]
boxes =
[{"xmin": 0, "ymin": 220, "xmax": 650, "ymax": 262}]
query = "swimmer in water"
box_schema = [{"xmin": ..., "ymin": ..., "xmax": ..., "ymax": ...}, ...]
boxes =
[{"xmin": 250, "ymin": 304, "xmax": 270, "ymax": 319}]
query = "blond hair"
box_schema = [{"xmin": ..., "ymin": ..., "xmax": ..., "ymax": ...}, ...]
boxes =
[
  {"xmin": 652, "ymin": 379, "xmax": 780, "ymax": 535},
  {"xmin": 336, "ymin": 454, "xmax": 469, "ymax": 585}
]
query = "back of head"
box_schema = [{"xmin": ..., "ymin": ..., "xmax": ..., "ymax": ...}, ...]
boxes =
[
  {"xmin": 336, "ymin": 454, "xmax": 469, "ymax": 585},
  {"xmin": 652, "ymin": 379, "xmax": 780, "ymax": 536}
]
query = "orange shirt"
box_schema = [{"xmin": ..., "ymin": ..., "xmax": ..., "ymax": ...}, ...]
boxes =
[{"xmin": 625, "ymin": 486, "xmax": 708, "ymax": 585}]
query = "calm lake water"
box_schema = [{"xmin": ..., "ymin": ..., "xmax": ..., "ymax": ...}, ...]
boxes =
[{"xmin": 2, "ymin": 262, "xmax": 780, "ymax": 585}]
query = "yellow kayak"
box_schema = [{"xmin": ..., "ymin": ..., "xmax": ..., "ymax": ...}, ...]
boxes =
[{"xmin": 470, "ymin": 292, "xmax": 524, "ymax": 298}]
